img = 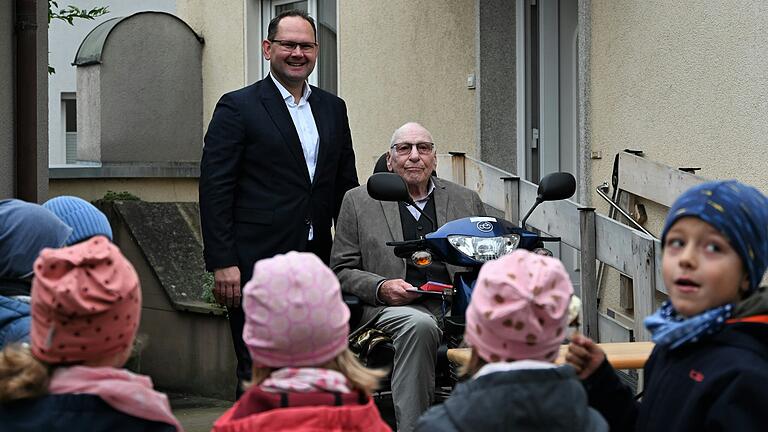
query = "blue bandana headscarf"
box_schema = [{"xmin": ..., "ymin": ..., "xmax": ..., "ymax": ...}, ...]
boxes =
[
  {"xmin": 0, "ymin": 199, "xmax": 72, "ymax": 279},
  {"xmin": 661, "ymin": 180, "xmax": 768, "ymax": 294},
  {"xmin": 645, "ymin": 301, "xmax": 733, "ymax": 349},
  {"xmin": 649, "ymin": 180, "xmax": 768, "ymax": 349}
]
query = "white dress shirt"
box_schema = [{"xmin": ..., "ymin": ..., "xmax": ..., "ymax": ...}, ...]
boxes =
[
  {"xmin": 270, "ymin": 74, "xmax": 320, "ymax": 239},
  {"xmin": 404, "ymin": 180, "xmax": 436, "ymax": 220}
]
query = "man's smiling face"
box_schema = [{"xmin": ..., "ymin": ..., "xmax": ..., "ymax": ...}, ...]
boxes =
[{"xmin": 263, "ymin": 16, "xmax": 317, "ymax": 89}]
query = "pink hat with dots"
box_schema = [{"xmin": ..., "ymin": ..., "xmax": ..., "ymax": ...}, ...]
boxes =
[
  {"xmin": 465, "ymin": 249, "xmax": 573, "ymax": 363},
  {"xmin": 242, "ymin": 252, "xmax": 350, "ymax": 368},
  {"xmin": 30, "ymin": 236, "xmax": 141, "ymax": 364}
]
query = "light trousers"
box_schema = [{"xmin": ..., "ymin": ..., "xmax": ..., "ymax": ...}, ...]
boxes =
[{"xmin": 374, "ymin": 303, "xmax": 442, "ymax": 432}]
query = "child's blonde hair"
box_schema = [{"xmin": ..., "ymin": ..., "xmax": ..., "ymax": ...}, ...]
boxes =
[
  {"xmin": 249, "ymin": 348, "xmax": 387, "ymax": 395},
  {"xmin": 0, "ymin": 344, "xmax": 50, "ymax": 403}
]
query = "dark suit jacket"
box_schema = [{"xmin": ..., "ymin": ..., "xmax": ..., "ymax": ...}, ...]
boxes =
[
  {"xmin": 200, "ymin": 77, "xmax": 358, "ymax": 281},
  {"xmin": 330, "ymin": 178, "xmax": 486, "ymax": 334}
]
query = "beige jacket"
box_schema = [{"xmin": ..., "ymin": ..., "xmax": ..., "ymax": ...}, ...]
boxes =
[{"xmin": 330, "ymin": 177, "xmax": 486, "ymax": 334}]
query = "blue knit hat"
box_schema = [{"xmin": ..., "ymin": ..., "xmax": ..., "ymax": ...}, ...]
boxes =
[
  {"xmin": 43, "ymin": 196, "xmax": 113, "ymax": 246},
  {"xmin": 661, "ymin": 180, "xmax": 768, "ymax": 293}
]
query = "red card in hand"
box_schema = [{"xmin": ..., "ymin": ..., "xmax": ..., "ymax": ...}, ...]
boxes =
[{"xmin": 419, "ymin": 281, "xmax": 453, "ymax": 293}]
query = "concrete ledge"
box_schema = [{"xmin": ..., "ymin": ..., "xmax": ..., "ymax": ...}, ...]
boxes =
[
  {"xmin": 102, "ymin": 200, "xmax": 236, "ymax": 398},
  {"xmin": 49, "ymin": 162, "xmax": 200, "ymax": 179},
  {"xmin": 105, "ymin": 200, "xmax": 222, "ymax": 315}
]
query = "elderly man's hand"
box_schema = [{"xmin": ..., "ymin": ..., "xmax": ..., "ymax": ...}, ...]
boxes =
[
  {"xmin": 378, "ymin": 279, "xmax": 421, "ymax": 305},
  {"xmin": 214, "ymin": 266, "xmax": 241, "ymax": 308}
]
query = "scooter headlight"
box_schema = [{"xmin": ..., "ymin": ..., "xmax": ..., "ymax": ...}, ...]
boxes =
[{"xmin": 447, "ymin": 234, "xmax": 521, "ymax": 262}]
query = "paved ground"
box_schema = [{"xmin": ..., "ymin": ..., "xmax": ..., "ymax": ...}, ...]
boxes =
[
  {"xmin": 169, "ymin": 394, "xmax": 232, "ymax": 432},
  {"xmin": 169, "ymin": 393, "xmax": 397, "ymax": 432}
]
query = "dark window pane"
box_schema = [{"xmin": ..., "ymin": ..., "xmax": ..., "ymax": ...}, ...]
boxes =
[
  {"xmin": 276, "ymin": 1, "xmax": 308, "ymax": 14},
  {"xmin": 317, "ymin": 0, "xmax": 337, "ymax": 94},
  {"xmin": 64, "ymin": 98, "xmax": 77, "ymax": 132}
]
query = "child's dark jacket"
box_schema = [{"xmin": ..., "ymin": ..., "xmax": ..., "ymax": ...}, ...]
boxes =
[
  {"xmin": 0, "ymin": 393, "xmax": 175, "ymax": 432},
  {"xmin": 585, "ymin": 287, "xmax": 768, "ymax": 431},
  {"xmin": 415, "ymin": 365, "xmax": 607, "ymax": 432}
]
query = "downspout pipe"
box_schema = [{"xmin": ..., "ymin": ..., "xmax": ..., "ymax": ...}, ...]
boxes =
[{"xmin": 14, "ymin": 0, "xmax": 38, "ymax": 202}]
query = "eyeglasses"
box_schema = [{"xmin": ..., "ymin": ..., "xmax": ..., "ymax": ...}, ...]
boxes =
[
  {"xmin": 270, "ymin": 39, "xmax": 318, "ymax": 52},
  {"xmin": 391, "ymin": 142, "xmax": 435, "ymax": 156}
]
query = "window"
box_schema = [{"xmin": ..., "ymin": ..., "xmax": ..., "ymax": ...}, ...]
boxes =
[
  {"xmin": 61, "ymin": 93, "xmax": 77, "ymax": 164},
  {"xmin": 274, "ymin": 1, "xmax": 307, "ymax": 15},
  {"xmin": 249, "ymin": 0, "xmax": 337, "ymax": 94}
]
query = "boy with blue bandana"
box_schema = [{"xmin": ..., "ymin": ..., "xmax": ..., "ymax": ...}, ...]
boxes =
[{"xmin": 566, "ymin": 180, "xmax": 768, "ymax": 431}]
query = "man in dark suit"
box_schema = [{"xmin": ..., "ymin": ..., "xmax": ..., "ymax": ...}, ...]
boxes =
[
  {"xmin": 331, "ymin": 122, "xmax": 486, "ymax": 431},
  {"xmin": 199, "ymin": 9, "xmax": 358, "ymax": 396}
]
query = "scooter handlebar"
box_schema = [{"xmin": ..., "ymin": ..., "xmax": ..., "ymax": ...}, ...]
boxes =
[
  {"xmin": 538, "ymin": 236, "xmax": 561, "ymax": 242},
  {"xmin": 386, "ymin": 239, "xmax": 427, "ymax": 259}
]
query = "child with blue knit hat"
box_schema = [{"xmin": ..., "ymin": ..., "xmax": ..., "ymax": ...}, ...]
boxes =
[
  {"xmin": 43, "ymin": 196, "xmax": 113, "ymax": 246},
  {"xmin": 566, "ymin": 179, "xmax": 768, "ymax": 431}
]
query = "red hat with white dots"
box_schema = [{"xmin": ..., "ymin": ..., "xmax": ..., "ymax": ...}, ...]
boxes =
[{"xmin": 30, "ymin": 235, "xmax": 141, "ymax": 365}]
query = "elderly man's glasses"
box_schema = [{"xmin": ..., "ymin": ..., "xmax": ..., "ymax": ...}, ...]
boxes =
[
  {"xmin": 391, "ymin": 142, "xmax": 435, "ymax": 156},
  {"xmin": 270, "ymin": 39, "xmax": 318, "ymax": 52}
]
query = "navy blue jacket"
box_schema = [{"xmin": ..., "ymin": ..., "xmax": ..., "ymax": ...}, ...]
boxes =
[
  {"xmin": 0, "ymin": 394, "xmax": 175, "ymax": 431},
  {"xmin": 199, "ymin": 77, "xmax": 358, "ymax": 277},
  {"xmin": 585, "ymin": 322, "xmax": 768, "ymax": 431},
  {"xmin": 0, "ymin": 295, "xmax": 30, "ymax": 348}
]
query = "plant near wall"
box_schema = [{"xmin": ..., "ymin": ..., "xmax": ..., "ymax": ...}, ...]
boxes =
[
  {"xmin": 201, "ymin": 272, "xmax": 217, "ymax": 305},
  {"xmin": 102, "ymin": 190, "xmax": 140, "ymax": 201},
  {"xmin": 48, "ymin": 0, "xmax": 109, "ymax": 74}
]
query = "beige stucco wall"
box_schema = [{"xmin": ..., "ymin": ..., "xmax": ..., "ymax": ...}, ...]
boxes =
[
  {"xmin": 49, "ymin": 178, "xmax": 198, "ymax": 202},
  {"xmin": 340, "ymin": 1, "xmax": 478, "ymax": 179},
  {"xmin": 177, "ymin": 0, "xmax": 245, "ymax": 130},
  {"xmin": 587, "ymin": 1, "xmax": 768, "ymax": 317},
  {"xmin": 589, "ymin": 0, "xmax": 768, "ymax": 210}
]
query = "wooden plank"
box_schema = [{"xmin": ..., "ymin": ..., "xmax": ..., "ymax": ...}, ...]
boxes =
[
  {"xmin": 617, "ymin": 152, "xmax": 706, "ymax": 207},
  {"xmin": 594, "ymin": 214, "xmax": 637, "ymax": 274},
  {"xmin": 620, "ymin": 274, "xmax": 634, "ymax": 310},
  {"xmin": 436, "ymin": 154, "xmax": 454, "ymax": 178},
  {"xmin": 503, "ymin": 176, "xmax": 520, "ymax": 225},
  {"xmin": 579, "ymin": 208, "xmax": 599, "ymax": 340},
  {"xmin": 447, "ymin": 341, "xmax": 654, "ymax": 370},
  {"xmin": 449, "ymin": 152, "xmax": 466, "ymax": 186},
  {"xmin": 617, "ymin": 191, "xmax": 636, "ymax": 310},
  {"xmin": 584, "ymin": 341, "xmax": 655, "ymax": 369},
  {"xmin": 599, "ymin": 312, "xmax": 634, "ymax": 343},
  {"xmin": 631, "ymin": 232, "xmax": 657, "ymax": 341},
  {"xmin": 518, "ymin": 178, "xmax": 582, "ymax": 249},
  {"xmin": 463, "ymin": 157, "xmax": 515, "ymax": 211},
  {"xmin": 655, "ymin": 241, "xmax": 667, "ymax": 295}
]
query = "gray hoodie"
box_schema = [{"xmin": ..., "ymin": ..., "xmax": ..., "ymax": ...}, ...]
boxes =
[{"xmin": 416, "ymin": 364, "xmax": 607, "ymax": 432}]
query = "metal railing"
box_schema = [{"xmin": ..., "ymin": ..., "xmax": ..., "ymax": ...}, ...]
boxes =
[{"xmin": 437, "ymin": 153, "xmax": 663, "ymax": 341}]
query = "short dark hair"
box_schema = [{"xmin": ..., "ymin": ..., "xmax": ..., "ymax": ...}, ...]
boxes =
[{"xmin": 267, "ymin": 9, "xmax": 317, "ymax": 42}]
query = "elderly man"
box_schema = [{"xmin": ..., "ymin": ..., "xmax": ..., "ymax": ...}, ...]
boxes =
[{"xmin": 331, "ymin": 122, "xmax": 486, "ymax": 431}]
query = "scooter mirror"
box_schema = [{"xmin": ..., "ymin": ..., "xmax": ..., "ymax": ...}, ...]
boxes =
[
  {"xmin": 367, "ymin": 172, "xmax": 412, "ymax": 203},
  {"xmin": 537, "ymin": 172, "xmax": 576, "ymax": 202}
]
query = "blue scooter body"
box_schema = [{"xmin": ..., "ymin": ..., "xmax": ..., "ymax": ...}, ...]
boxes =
[{"xmin": 413, "ymin": 216, "xmax": 556, "ymax": 318}]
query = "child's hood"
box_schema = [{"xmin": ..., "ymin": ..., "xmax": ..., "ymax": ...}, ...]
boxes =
[{"xmin": 734, "ymin": 285, "xmax": 768, "ymax": 318}]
